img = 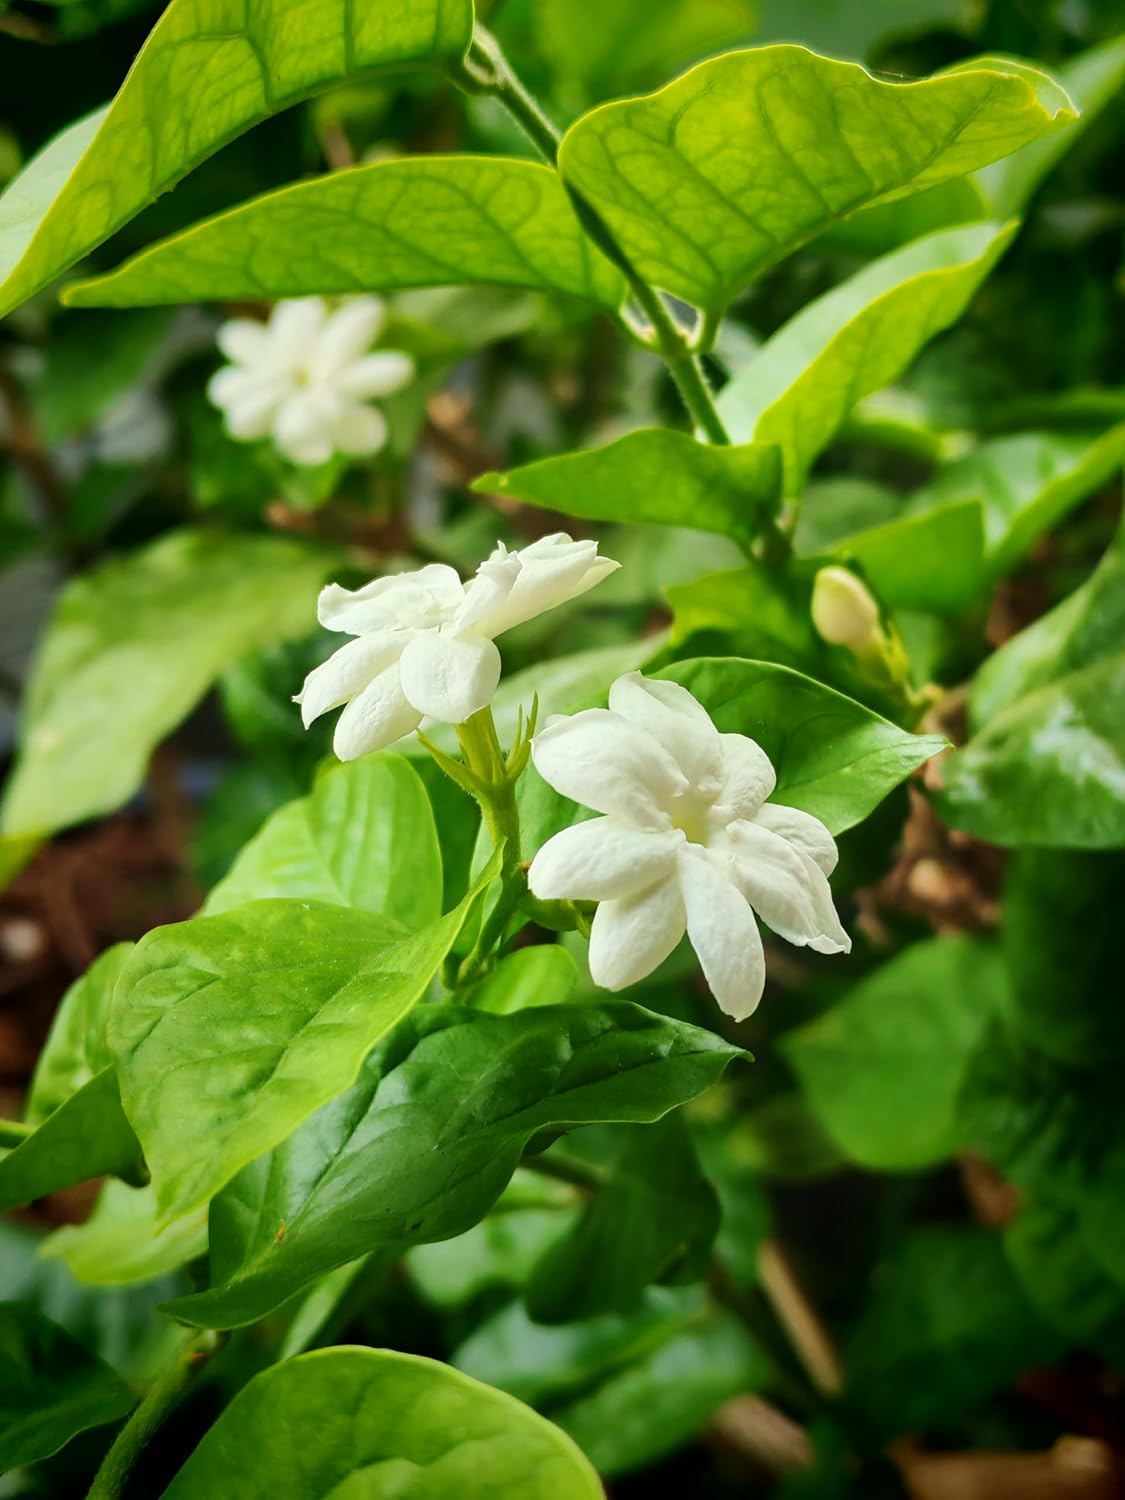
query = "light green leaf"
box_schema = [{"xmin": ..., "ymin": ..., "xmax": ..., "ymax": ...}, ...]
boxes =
[
  {"xmin": 667, "ymin": 562, "xmax": 820, "ymax": 670},
  {"xmin": 0, "ymin": 0, "xmax": 474, "ymax": 318},
  {"xmin": 162, "ymin": 1347, "xmax": 602, "ymax": 1500},
  {"xmin": 558, "ymin": 46, "xmax": 1073, "ymax": 315},
  {"xmin": 526, "ymin": 1116, "xmax": 719, "ymax": 1323},
  {"xmin": 66, "ymin": 157, "xmax": 625, "ymax": 313},
  {"xmin": 0, "ymin": 1303, "xmax": 135, "ymax": 1472},
  {"xmin": 206, "ymin": 753, "xmax": 442, "ymax": 928},
  {"xmin": 971, "ymin": 517, "xmax": 1125, "ymax": 729},
  {"xmin": 110, "ymin": 876, "xmax": 491, "ymax": 1226},
  {"xmin": 165, "ymin": 1003, "xmax": 741, "ymax": 1328},
  {"xmin": 468, "ymin": 944, "xmax": 579, "ymax": 1015},
  {"xmin": 718, "ymin": 221, "xmax": 1017, "ymax": 488},
  {"xmin": 474, "ymin": 431, "xmax": 782, "ymax": 548},
  {"xmin": 39, "ymin": 1181, "xmax": 207, "ymax": 1288},
  {"xmin": 0, "ymin": 531, "xmax": 334, "ymax": 840},
  {"xmin": 661, "ymin": 658, "xmax": 944, "ymax": 834},
  {"xmin": 911, "ymin": 427, "xmax": 1125, "ymax": 578},
  {"xmin": 26, "ymin": 944, "xmax": 131, "ymax": 1125},
  {"xmin": 410, "ymin": 1206, "xmax": 578, "ymax": 1311},
  {"xmin": 783, "ymin": 937, "xmax": 1001, "ymax": 1170},
  {"xmin": 937, "ymin": 653, "xmax": 1125, "ymax": 849}
]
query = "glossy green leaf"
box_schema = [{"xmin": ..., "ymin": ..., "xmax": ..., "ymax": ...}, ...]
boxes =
[
  {"xmin": 937, "ymin": 653, "xmax": 1125, "ymax": 849},
  {"xmin": 66, "ymin": 157, "xmax": 625, "ymax": 313},
  {"xmin": 165, "ymin": 1003, "xmax": 741, "ymax": 1328},
  {"xmin": 0, "ymin": 1303, "xmax": 135, "ymax": 1472},
  {"xmin": 40, "ymin": 1181, "xmax": 208, "ymax": 1288},
  {"xmin": 110, "ymin": 878, "xmax": 491, "ymax": 1226},
  {"xmin": 0, "ymin": 0, "xmax": 474, "ymax": 317},
  {"xmin": 911, "ymin": 427, "xmax": 1125, "ymax": 578},
  {"xmin": 474, "ymin": 431, "xmax": 782, "ymax": 548},
  {"xmin": 468, "ymin": 944, "xmax": 580, "ymax": 1015},
  {"xmin": 0, "ymin": 1068, "xmax": 145, "ymax": 1214},
  {"xmin": 558, "ymin": 46, "xmax": 1073, "ymax": 315},
  {"xmin": 0, "ymin": 531, "xmax": 334, "ymax": 840},
  {"xmin": 527, "ymin": 1116, "xmax": 718, "ymax": 1323},
  {"xmin": 783, "ymin": 937, "xmax": 1001, "ymax": 1170},
  {"xmin": 845, "ymin": 1227, "xmax": 1061, "ymax": 1437},
  {"xmin": 25, "ymin": 944, "xmax": 130, "ymax": 1125},
  {"xmin": 660, "ymin": 658, "xmax": 944, "ymax": 834},
  {"xmin": 206, "ymin": 754, "xmax": 442, "ymax": 928},
  {"xmin": 410, "ymin": 1206, "xmax": 578, "ymax": 1311},
  {"xmin": 971, "ymin": 517, "xmax": 1125, "ymax": 729},
  {"xmin": 718, "ymin": 221, "xmax": 1017, "ymax": 488},
  {"xmin": 162, "ymin": 1347, "xmax": 601, "ymax": 1500}
]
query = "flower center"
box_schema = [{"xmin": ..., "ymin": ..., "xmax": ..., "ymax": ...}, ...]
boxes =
[{"xmin": 668, "ymin": 788, "xmax": 716, "ymax": 848}]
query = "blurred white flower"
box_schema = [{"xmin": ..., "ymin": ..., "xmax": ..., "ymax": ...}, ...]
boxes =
[
  {"xmin": 207, "ymin": 296, "xmax": 413, "ymax": 466},
  {"xmin": 527, "ymin": 673, "xmax": 850, "ymax": 1020},
  {"xmin": 297, "ymin": 534, "xmax": 619, "ymax": 759}
]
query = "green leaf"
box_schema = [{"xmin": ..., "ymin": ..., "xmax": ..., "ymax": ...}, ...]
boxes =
[
  {"xmin": 40, "ymin": 1181, "xmax": 207, "ymax": 1288},
  {"xmin": 0, "ymin": 1303, "xmax": 135, "ymax": 1472},
  {"xmin": 25, "ymin": 943, "xmax": 130, "ymax": 1125},
  {"xmin": 555, "ymin": 1310, "xmax": 769, "ymax": 1480},
  {"xmin": 0, "ymin": 531, "xmax": 334, "ymax": 840},
  {"xmin": 558, "ymin": 46, "xmax": 1073, "ymax": 316},
  {"xmin": 1005, "ymin": 1197, "xmax": 1125, "ymax": 1365},
  {"xmin": 799, "ymin": 498, "xmax": 986, "ymax": 616},
  {"xmin": 66, "ymin": 157, "xmax": 625, "ymax": 313},
  {"xmin": 468, "ymin": 945, "xmax": 579, "ymax": 1015},
  {"xmin": 35, "ymin": 308, "xmax": 173, "ymax": 443},
  {"xmin": 667, "ymin": 562, "xmax": 820, "ymax": 670},
  {"xmin": 165, "ymin": 1003, "xmax": 741, "ymax": 1328},
  {"xmin": 845, "ymin": 1227, "xmax": 1061, "ymax": 1436},
  {"xmin": 110, "ymin": 878, "xmax": 490, "ymax": 1227},
  {"xmin": 718, "ymin": 221, "xmax": 1017, "ymax": 489},
  {"xmin": 911, "ymin": 427, "xmax": 1125, "ymax": 578},
  {"xmin": 206, "ymin": 753, "xmax": 442, "ymax": 928},
  {"xmin": 410, "ymin": 1205, "xmax": 578, "ymax": 1311},
  {"xmin": 936, "ymin": 653, "xmax": 1125, "ymax": 849},
  {"xmin": 0, "ymin": 0, "xmax": 474, "ymax": 317},
  {"xmin": 783, "ymin": 937, "xmax": 1001, "ymax": 1170},
  {"xmin": 526, "ymin": 1116, "xmax": 719, "ymax": 1323},
  {"xmin": 971, "ymin": 517, "xmax": 1125, "ymax": 729},
  {"xmin": 0, "ymin": 1068, "xmax": 145, "ymax": 1214},
  {"xmin": 660, "ymin": 658, "xmax": 944, "ymax": 834},
  {"xmin": 162, "ymin": 1347, "xmax": 602, "ymax": 1500},
  {"xmin": 474, "ymin": 431, "xmax": 782, "ymax": 549}
]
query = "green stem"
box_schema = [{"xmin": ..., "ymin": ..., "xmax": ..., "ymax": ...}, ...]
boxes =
[
  {"xmin": 88, "ymin": 1330, "xmax": 223, "ymax": 1500},
  {"xmin": 462, "ymin": 26, "xmax": 731, "ymax": 448},
  {"xmin": 0, "ymin": 1118, "xmax": 33, "ymax": 1147},
  {"xmin": 521, "ymin": 1148, "xmax": 604, "ymax": 1193}
]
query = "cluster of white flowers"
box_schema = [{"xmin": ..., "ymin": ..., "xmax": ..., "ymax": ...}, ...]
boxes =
[{"xmin": 208, "ymin": 296, "xmax": 413, "ymax": 466}]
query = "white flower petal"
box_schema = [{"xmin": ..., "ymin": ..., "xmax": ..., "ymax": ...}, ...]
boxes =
[
  {"xmin": 317, "ymin": 563, "xmax": 465, "ymax": 635},
  {"xmin": 333, "ymin": 662, "xmax": 423, "ymax": 759},
  {"xmin": 726, "ymin": 820, "xmax": 849, "ymax": 954},
  {"xmin": 215, "ymin": 318, "xmax": 272, "ymax": 369},
  {"xmin": 336, "ymin": 351, "xmax": 414, "ymax": 399},
  {"xmin": 588, "ymin": 875, "xmax": 686, "ymax": 991},
  {"xmin": 294, "ymin": 630, "xmax": 408, "ymax": 727},
  {"xmin": 208, "ymin": 368, "xmax": 289, "ymax": 438},
  {"xmin": 309, "ymin": 298, "xmax": 385, "ymax": 381},
  {"xmin": 331, "ymin": 401, "xmax": 388, "ymax": 457},
  {"xmin": 272, "ymin": 388, "xmax": 343, "ymax": 466},
  {"xmin": 528, "ymin": 818, "xmax": 684, "ymax": 903},
  {"xmin": 678, "ymin": 845, "xmax": 766, "ymax": 1021},
  {"xmin": 398, "ymin": 629, "xmax": 501, "ymax": 724},
  {"xmin": 531, "ymin": 709, "xmax": 688, "ymax": 830},
  {"xmin": 608, "ymin": 672, "xmax": 722, "ymax": 787},
  {"xmin": 268, "ymin": 297, "xmax": 329, "ymax": 364},
  {"xmin": 753, "ymin": 802, "xmax": 838, "ymax": 875},
  {"xmin": 715, "ymin": 732, "xmax": 777, "ymax": 819},
  {"xmin": 457, "ymin": 534, "xmax": 619, "ymax": 637}
]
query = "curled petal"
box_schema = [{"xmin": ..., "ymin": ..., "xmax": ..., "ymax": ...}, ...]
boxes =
[
  {"xmin": 457, "ymin": 534, "xmax": 619, "ymax": 637},
  {"xmin": 398, "ymin": 629, "xmax": 501, "ymax": 724},
  {"xmin": 609, "ymin": 672, "xmax": 721, "ymax": 787},
  {"xmin": 531, "ymin": 709, "xmax": 687, "ymax": 830},
  {"xmin": 528, "ymin": 818, "xmax": 684, "ymax": 903},
  {"xmin": 294, "ymin": 631, "xmax": 408, "ymax": 727},
  {"xmin": 727, "ymin": 820, "xmax": 850, "ymax": 954},
  {"xmin": 678, "ymin": 845, "xmax": 766, "ymax": 1021},
  {"xmin": 331, "ymin": 401, "xmax": 388, "ymax": 457},
  {"xmin": 715, "ymin": 732, "xmax": 777, "ymax": 819},
  {"xmin": 333, "ymin": 662, "xmax": 422, "ymax": 759},
  {"xmin": 336, "ymin": 351, "xmax": 414, "ymax": 399},
  {"xmin": 317, "ymin": 563, "xmax": 464, "ymax": 635},
  {"xmin": 268, "ymin": 297, "xmax": 328, "ymax": 364},
  {"xmin": 753, "ymin": 802, "xmax": 838, "ymax": 875},
  {"xmin": 309, "ymin": 297, "xmax": 385, "ymax": 381},
  {"xmin": 216, "ymin": 318, "xmax": 273, "ymax": 369},
  {"xmin": 588, "ymin": 875, "xmax": 686, "ymax": 991}
]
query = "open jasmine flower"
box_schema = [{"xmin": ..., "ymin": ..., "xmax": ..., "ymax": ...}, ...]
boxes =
[
  {"xmin": 527, "ymin": 673, "xmax": 850, "ymax": 1020},
  {"xmin": 207, "ymin": 295, "xmax": 413, "ymax": 466},
  {"xmin": 297, "ymin": 535, "xmax": 619, "ymax": 758}
]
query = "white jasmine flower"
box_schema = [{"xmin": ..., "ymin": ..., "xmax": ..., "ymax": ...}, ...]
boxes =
[
  {"xmin": 527, "ymin": 673, "xmax": 850, "ymax": 1020},
  {"xmin": 207, "ymin": 295, "xmax": 413, "ymax": 466},
  {"xmin": 297, "ymin": 535, "xmax": 619, "ymax": 759}
]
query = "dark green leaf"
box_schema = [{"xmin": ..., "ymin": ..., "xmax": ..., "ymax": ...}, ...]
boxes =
[{"xmin": 1005, "ymin": 1197, "xmax": 1125, "ymax": 1365}]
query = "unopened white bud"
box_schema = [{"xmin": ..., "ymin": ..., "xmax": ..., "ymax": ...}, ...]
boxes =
[{"xmin": 811, "ymin": 567, "xmax": 883, "ymax": 654}]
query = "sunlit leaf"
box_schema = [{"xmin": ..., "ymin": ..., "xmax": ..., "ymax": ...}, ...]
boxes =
[{"xmin": 39, "ymin": 1181, "xmax": 207, "ymax": 1288}]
